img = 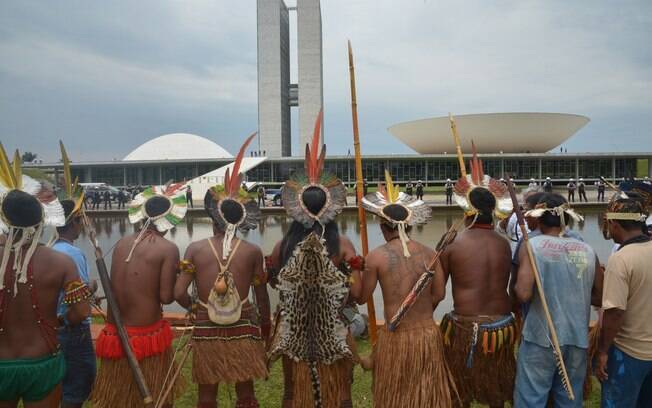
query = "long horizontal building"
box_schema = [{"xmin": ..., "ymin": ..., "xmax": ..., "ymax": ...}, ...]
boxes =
[
  {"xmin": 25, "ymin": 151, "xmax": 650, "ymax": 187},
  {"xmin": 24, "ymin": 113, "xmax": 651, "ymax": 187}
]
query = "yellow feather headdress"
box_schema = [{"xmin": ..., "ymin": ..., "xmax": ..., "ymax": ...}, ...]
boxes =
[{"xmin": 362, "ymin": 170, "xmax": 432, "ymax": 257}]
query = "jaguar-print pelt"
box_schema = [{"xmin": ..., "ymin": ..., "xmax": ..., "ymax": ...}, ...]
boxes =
[{"xmin": 270, "ymin": 233, "xmax": 352, "ymax": 407}]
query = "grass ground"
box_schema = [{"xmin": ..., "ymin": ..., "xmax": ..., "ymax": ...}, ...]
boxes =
[{"xmin": 155, "ymin": 338, "xmax": 602, "ymax": 407}]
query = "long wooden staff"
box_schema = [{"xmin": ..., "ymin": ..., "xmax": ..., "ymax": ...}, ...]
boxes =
[
  {"xmin": 348, "ymin": 40, "xmax": 378, "ymax": 344},
  {"xmin": 387, "ymin": 218, "xmax": 464, "ymax": 331},
  {"xmin": 448, "ymin": 113, "xmax": 467, "ymax": 178},
  {"xmin": 81, "ymin": 213, "xmax": 154, "ymax": 406},
  {"xmin": 505, "ymin": 177, "xmax": 575, "ymax": 401}
]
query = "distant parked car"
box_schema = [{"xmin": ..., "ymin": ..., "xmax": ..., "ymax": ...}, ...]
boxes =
[
  {"xmin": 265, "ymin": 188, "xmax": 283, "ymax": 206},
  {"xmin": 81, "ymin": 184, "xmax": 120, "ymax": 201}
]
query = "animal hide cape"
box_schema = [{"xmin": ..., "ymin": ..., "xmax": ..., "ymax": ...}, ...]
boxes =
[{"xmin": 269, "ymin": 233, "xmax": 352, "ymax": 407}]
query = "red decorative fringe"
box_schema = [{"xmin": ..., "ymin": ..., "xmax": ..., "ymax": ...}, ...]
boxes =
[{"xmin": 95, "ymin": 319, "xmax": 173, "ymax": 360}]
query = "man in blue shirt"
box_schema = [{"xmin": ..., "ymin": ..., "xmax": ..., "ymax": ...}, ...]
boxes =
[{"xmin": 54, "ymin": 200, "xmax": 96, "ymax": 408}]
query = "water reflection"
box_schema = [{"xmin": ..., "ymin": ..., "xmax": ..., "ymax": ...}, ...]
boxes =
[{"xmin": 76, "ymin": 210, "xmax": 613, "ymax": 320}]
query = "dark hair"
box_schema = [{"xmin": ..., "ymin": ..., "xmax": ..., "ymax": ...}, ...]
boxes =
[
  {"xmin": 302, "ymin": 186, "xmax": 327, "ymax": 215},
  {"xmin": 380, "ymin": 221, "xmax": 412, "ymax": 234},
  {"xmin": 538, "ymin": 193, "xmax": 569, "ymax": 228},
  {"xmin": 280, "ymin": 220, "xmax": 340, "ymax": 268},
  {"xmin": 611, "ymin": 196, "xmax": 648, "ymax": 233},
  {"xmin": 469, "ymin": 187, "xmax": 495, "ymax": 224},
  {"xmin": 220, "ymin": 200, "xmax": 244, "ymax": 224},
  {"xmin": 525, "ymin": 192, "xmax": 545, "ymax": 210},
  {"xmin": 1, "ymin": 190, "xmax": 42, "ymax": 227},
  {"xmin": 382, "ymin": 204, "xmax": 409, "ymax": 222},
  {"xmin": 56, "ymin": 199, "xmax": 78, "ymax": 233},
  {"xmin": 144, "ymin": 196, "xmax": 171, "ymax": 218}
]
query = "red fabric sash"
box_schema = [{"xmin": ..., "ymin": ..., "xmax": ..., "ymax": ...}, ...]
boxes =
[{"xmin": 95, "ymin": 319, "xmax": 173, "ymax": 360}]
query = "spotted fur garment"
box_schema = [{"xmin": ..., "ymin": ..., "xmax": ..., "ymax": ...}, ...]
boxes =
[{"xmin": 269, "ymin": 233, "xmax": 352, "ymax": 407}]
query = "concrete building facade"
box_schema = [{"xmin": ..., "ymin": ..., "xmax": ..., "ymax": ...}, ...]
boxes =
[
  {"xmin": 257, "ymin": 0, "xmax": 291, "ymax": 157},
  {"xmin": 257, "ymin": 0, "xmax": 324, "ymax": 157}
]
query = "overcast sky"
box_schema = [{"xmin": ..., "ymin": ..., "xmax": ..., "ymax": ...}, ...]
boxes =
[{"xmin": 1, "ymin": 0, "xmax": 650, "ymax": 162}]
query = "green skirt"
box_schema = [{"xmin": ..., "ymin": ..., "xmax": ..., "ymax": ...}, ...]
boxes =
[{"xmin": 0, "ymin": 352, "xmax": 65, "ymax": 402}]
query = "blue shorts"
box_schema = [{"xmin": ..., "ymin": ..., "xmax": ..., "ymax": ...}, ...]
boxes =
[
  {"xmin": 58, "ymin": 324, "xmax": 96, "ymax": 405},
  {"xmin": 514, "ymin": 340, "xmax": 587, "ymax": 407},
  {"xmin": 601, "ymin": 345, "xmax": 652, "ymax": 408}
]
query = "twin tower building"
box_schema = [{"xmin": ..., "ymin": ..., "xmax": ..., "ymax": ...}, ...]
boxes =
[{"xmin": 257, "ymin": 0, "xmax": 324, "ymax": 157}]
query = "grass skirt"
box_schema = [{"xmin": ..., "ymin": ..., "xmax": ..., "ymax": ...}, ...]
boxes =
[
  {"xmin": 90, "ymin": 348, "xmax": 184, "ymax": 408},
  {"xmin": 192, "ymin": 337, "xmax": 268, "ymax": 384},
  {"xmin": 441, "ymin": 313, "xmax": 516, "ymax": 408},
  {"xmin": 288, "ymin": 358, "xmax": 353, "ymax": 408},
  {"xmin": 373, "ymin": 319, "xmax": 458, "ymax": 408}
]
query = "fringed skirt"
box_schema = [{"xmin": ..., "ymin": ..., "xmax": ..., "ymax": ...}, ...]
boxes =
[
  {"xmin": 91, "ymin": 319, "xmax": 184, "ymax": 408},
  {"xmin": 191, "ymin": 306, "xmax": 268, "ymax": 385},
  {"xmin": 440, "ymin": 312, "xmax": 517, "ymax": 408},
  {"xmin": 283, "ymin": 333, "xmax": 357, "ymax": 408},
  {"xmin": 374, "ymin": 319, "xmax": 458, "ymax": 408}
]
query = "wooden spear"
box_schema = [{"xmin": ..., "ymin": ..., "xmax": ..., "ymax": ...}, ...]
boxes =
[
  {"xmin": 82, "ymin": 213, "xmax": 154, "ymax": 406},
  {"xmin": 348, "ymin": 40, "xmax": 378, "ymax": 344},
  {"xmin": 505, "ymin": 176, "xmax": 575, "ymax": 401},
  {"xmin": 448, "ymin": 113, "xmax": 467, "ymax": 178}
]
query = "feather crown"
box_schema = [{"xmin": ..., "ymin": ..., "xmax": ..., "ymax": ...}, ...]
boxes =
[
  {"xmin": 452, "ymin": 140, "xmax": 512, "ymax": 220},
  {"xmin": 282, "ymin": 110, "xmax": 347, "ymax": 227}
]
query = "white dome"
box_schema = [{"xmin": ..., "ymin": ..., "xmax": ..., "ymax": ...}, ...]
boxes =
[{"xmin": 123, "ymin": 133, "xmax": 233, "ymax": 161}]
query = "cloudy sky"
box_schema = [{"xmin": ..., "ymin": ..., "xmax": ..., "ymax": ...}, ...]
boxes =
[{"xmin": 1, "ymin": 0, "xmax": 650, "ymax": 162}]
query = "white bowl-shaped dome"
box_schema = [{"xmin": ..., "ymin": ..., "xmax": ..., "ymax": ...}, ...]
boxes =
[
  {"xmin": 124, "ymin": 133, "xmax": 233, "ymax": 161},
  {"xmin": 388, "ymin": 112, "xmax": 590, "ymax": 154}
]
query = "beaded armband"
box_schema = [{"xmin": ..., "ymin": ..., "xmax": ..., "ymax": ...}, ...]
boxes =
[
  {"xmin": 253, "ymin": 270, "xmax": 268, "ymax": 286},
  {"xmin": 63, "ymin": 280, "xmax": 92, "ymax": 305},
  {"xmin": 179, "ymin": 260, "xmax": 196, "ymax": 275}
]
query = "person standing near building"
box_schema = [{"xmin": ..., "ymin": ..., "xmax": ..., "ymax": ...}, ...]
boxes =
[
  {"xmin": 543, "ymin": 177, "xmax": 553, "ymax": 193},
  {"xmin": 257, "ymin": 185, "xmax": 265, "ymax": 207},
  {"xmin": 116, "ymin": 189, "xmax": 125, "ymax": 209},
  {"xmin": 102, "ymin": 190, "xmax": 112, "ymax": 210},
  {"xmin": 0, "ymin": 163, "xmax": 91, "ymax": 407},
  {"xmin": 578, "ymin": 178, "xmax": 588, "ymax": 202},
  {"xmin": 513, "ymin": 193, "xmax": 603, "ymax": 406},
  {"xmin": 528, "ymin": 178, "xmax": 539, "ymax": 190},
  {"xmin": 91, "ymin": 185, "xmax": 187, "ymax": 408},
  {"xmin": 596, "ymin": 196, "xmax": 652, "ymax": 407},
  {"xmin": 415, "ymin": 180, "xmax": 424, "ymax": 200},
  {"xmin": 597, "ymin": 178, "xmax": 606, "ymax": 202},
  {"xmin": 445, "ymin": 178, "xmax": 454, "ymax": 205},
  {"xmin": 440, "ymin": 155, "xmax": 517, "ymax": 408},
  {"xmin": 567, "ymin": 178, "xmax": 577, "ymax": 202},
  {"xmin": 185, "ymin": 185, "xmax": 193, "ymax": 209},
  {"xmin": 175, "ymin": 137, "xmax": 270, "ymax": 408},
  {"xmin": 360, "ymin": 171, "xmax": 457, "ymax": 408},
  {"xmin": 54, "ymin": 200, "xmax": 97, "ymax": 408},
  {"xmin": 405, "ymin": 180, "xmax": 414, "ymax": 196}
]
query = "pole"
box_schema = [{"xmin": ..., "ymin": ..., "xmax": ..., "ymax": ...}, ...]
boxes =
[
  {"xmin": 505, "ymin": 176, "xmax": 575, "ymax": 401},
  {"xmin": 448, "ymin": 113, "xmax": 467, "ymax": 178},
  {"xmin": 348, "ymin": 40, "xmax": 378, "ymax": 344},
  {"xmin": 82, "ymin": 213, "xmax": 154, "ymax": 406}
]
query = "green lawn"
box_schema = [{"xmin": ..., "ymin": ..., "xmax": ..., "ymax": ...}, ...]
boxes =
[{"xmin": 149, "ymin": 339, "xmax": 602, "ymax": 407}]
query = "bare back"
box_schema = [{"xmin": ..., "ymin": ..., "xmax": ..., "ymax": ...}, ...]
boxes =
[
  {"xmin": 0, "ymin": 245, "xmax": 78, "ymax": 359},
  {"xmin": 366, "ymin": 239, "xmax": 438, "ymax": 325},
  {"xmin": 441, "ymin": 228, "xmax": 512, "ymax": 316},
  {"xmin": 190, "ymin": 236, "xmax": 262, "ymax": 304},
  {"xmin": 109, "ymin": 230, "xmax": 179, "ymax": 327}
]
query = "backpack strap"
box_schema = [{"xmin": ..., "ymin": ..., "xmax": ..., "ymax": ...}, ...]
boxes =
[{"xmin": 207, "ymin": 238, "xmax": 243, "ymax": 272}]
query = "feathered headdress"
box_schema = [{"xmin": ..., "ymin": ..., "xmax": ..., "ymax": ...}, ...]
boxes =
[
  {"xmin": 362, "ymin": 170, "xmax": 432, "ymax": 257},
  {"xmin": 58, "ymin": 141, "xmax": 85, "ymax": 221},
  {"xmin": 525, "ymin": 202, "xmax": 584, "ymax": 237},
  {"xmin": 452, "ymin": 141, "xmax": 512, "ymax": 223},
  {"xmin": 601, "ymin": 179, "xmax": 652, "ymax": 239},
  {"xmin": 126, "ymin": 182, "xmax": 187, "ymax": 262},
  {"xmin": 46, "ymin": 141, "xmax": 87, "ymax": 247},
  {"xmin": 204, "ymin": 132, "xmax": 260, "ymax": 260},
  {"xmin": 282, "ymin": 110, "xmax": 347, "ymax": 228},
  {"xmin": 0, "ymin": 143, "xmax": 65, "ymax": 290}
]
